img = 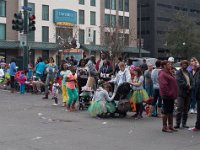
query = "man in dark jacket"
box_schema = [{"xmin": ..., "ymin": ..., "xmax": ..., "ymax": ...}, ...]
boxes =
[
  {"xmin": 174, "ymin": 60, "xmax": 193, "ymax": 129},
  {"xmin": 190, "ymin": 66, "xmax": 200, "ymax": 131}
]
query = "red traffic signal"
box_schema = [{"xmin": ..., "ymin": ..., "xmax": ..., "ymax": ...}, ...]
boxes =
[{"xmin": 29, "ymin": 15, "xmax": 36, "ymax": 20}]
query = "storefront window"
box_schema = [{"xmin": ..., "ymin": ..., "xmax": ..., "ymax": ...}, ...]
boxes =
[
  {"xmin": 119, "ymin": 0, "xmax": 123, "ymax": 11},
  {"xmin": 111, "ymin": 0, "xmax": 116, "ymax": 10},
  {"xmin": 125, "ymin": 17, "xmax": 129, "ymax": 28},
  {"xmin": 104, "ymin": 14, "xmax": 110, "ymax": 26},
  {"xmin": 105, "ymin": 0, "xmax": 110, "ymax": 9},
  {"xmin": 125, "ymin": 0, "xmax": 129, "ymax": 12}
]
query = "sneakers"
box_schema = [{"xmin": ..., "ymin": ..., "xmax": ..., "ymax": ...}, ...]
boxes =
[
  {"xmin": 52, "ymin": 103, "xmax": 58, "ymax": 106},
  {"xmin": 189, "ymin": 127, "xmax": 200, "ymax": 131},
  {"xmin": 190, "ymin": 109, "xmax": 195, "ymax": 114}
]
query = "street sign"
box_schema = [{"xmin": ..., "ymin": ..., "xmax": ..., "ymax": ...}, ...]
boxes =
[
  {"xmin": 22, "ymin": 6, "xmax": 32, "ymax": 11},
  {"xmin": 86, "ymin": 27, "xmax": 94, "ymax": 43},
  {"xmin": 20, "ymin": 34, "xmax": 27, "ymax": 47}
]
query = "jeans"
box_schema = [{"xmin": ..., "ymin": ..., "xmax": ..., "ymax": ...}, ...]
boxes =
[
  {"xmin": 195, "ymin": 100, "xmax": 200, "ymax": 129},
  {"xmin": 20, "ymin": 84, "xmax": 25, "ymax": 94},
  {"xmin": 176, "ymin": 96, "xmax": 190, "ymax": 126},
  {"xmin": 190, "ymin": 89, "xmax": 196, "ymax": 109},
  {"xmin": 145, "ymin": 84, "xmax": 153, "ymax": 97},
  {"xmin": 152, "ymin": 89, "xmax": 162, "ymax": 108}
]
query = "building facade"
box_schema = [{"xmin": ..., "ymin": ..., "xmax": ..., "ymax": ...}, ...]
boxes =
[
  {"xmin": 138, "ymin": 0, "xmax": 200, "ymax": 59},
  {"xmin": 0, "ymin": 0, "xmax": 138, "ymax": 67}
]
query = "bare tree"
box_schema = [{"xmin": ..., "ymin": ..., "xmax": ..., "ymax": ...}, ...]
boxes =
[{"xmin": 100, "ymin": 25, "xmax": 137, "ymax": 63}]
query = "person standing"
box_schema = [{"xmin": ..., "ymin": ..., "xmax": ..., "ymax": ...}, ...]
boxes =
[
  {"xmin": 35, "ymin": 57, "xmax": 46, "ymax": 81},
  {"xmin": 130, "ymin": 68, "xmax": 149, "ymax": 119},
  {"xmin": 189, "ymin": 57, "xmax": 199, "ymax": 114},
  {"xmin": 43, "ymin": 57, "xmax": 57, "ymax": 99},
  {"xmin": 140, "ymin": 59, "xmax": 148, "ymax": 74},
  {"xmin": 86, "ymin": 56, "xmax": 98, "ymax": 90},
  {"xmin": 9, "ymin": 58, "xmax": 17, "ymax": 93},
  {"xmin": 19, "ymin": 71, "xmax": 27, "ymax": 94},
  {"xmin": 174, "ymin": 60, "xmax": 192, "ymax": 129},
  {"xmin": 77, "ymin": 59, "xmax": 88, "ymax": 94},
  {"xmin": 66, "ymin": 66, "xmax": 78, "ymax": 111},
  {"xmin": 189, "ymin": 58, "xmax": 200, "ymax": 131},
  {"xmin": 150, "ymin": 60, "xmax": 162, "ymax": 117},
  {"xmin": 144, "ymin": 63, "xmax": 153, "ymax": 97},
  {"xmin": 158, "ymin": 60, "xmax": 178, "ymax": 133},
  {"xmin": 60, "ymin": 63, "xmax": 71, "ymax": 106}
]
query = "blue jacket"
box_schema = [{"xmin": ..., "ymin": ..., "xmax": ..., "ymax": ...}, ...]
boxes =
[
  {"xmin": 9, "ymin": 62, "xmax": 17, "ymax": 76},
  {"xmin": 35, "ymin": 62, "xmax": 46, "ymax": 74}
]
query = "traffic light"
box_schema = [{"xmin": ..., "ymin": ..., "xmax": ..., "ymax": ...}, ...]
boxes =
[
  {"xmin": 12, "ymin": 12, "xmax": 24, "ymax": 32},
  {"xmin": 29, "ymin": 14, "xmax": 36, "ymax": 32}
]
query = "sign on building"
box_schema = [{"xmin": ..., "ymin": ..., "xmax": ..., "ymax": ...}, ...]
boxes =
[{"xmin": 86, "ymin": 27, "xmax": 94, "ymax": 43}]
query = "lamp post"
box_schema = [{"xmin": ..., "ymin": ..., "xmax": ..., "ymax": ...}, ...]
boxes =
[{"xmin": 138, "ymin": 1, "xmax": 142, "ymax": 58}]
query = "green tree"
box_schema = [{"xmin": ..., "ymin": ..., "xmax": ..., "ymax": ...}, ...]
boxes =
[{"xmin": 166, "ymin": 12, "xmax": 200, "ymax": 59}]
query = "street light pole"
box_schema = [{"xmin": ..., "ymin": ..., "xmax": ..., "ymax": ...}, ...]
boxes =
[
  {"xmin": 139, "ymin": 2, "xmax": 142, "ymax": 58},
  {"xmin": 23, "ymin": 0, "xmax": 29, "ymax": 71}
]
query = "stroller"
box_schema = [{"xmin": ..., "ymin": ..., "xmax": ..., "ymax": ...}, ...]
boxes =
[
  {"xmin": 79, "ymin": 87, "xmax": 94, "ymax": 110},
  {"xmin": 113, "ymin": 82, "xmax": 133, "ymax": 117}
]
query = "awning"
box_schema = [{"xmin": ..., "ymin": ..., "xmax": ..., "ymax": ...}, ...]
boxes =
[
  {"xmin": 81, "ymin": 44, "xmax": 150, "ymax": 54},
  {"xmin": 0, "ymin": 40, "xmax": 58, "ymax": 50}
]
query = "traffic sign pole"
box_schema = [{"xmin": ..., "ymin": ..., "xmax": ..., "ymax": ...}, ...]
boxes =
[{"xmin": 23, "ymin": 0, "xmax": 29, "ymax": 71}]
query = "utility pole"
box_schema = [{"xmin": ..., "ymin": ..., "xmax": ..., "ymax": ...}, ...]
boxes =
[
  {"xmin": 139, "ymin": 2, "xmax": 142, "ymax": 58},
  {"xmin": 23, "ymin": 0, "xmax": 29, "ymax": 71}
]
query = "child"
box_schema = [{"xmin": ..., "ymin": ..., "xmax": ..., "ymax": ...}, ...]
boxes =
[
  {"xmin": 52, "ymin": 78, "xmax": 60, "ymax": 105},
  {"xmin": 60, "ymin": 63, "xmax": 71, "ymax": 106},
  {"xmin": 88, "ymin": 83, "xmax": 116, "ymax": 117},
  {"xmin": 66, "ymin": 66, "xmax": 78, "ymax": 111},
  {"xmin": 130, "ymin": 68, "xmax": 149, "ymax": 119},
  {"xmin": 19, "ymin": 71, "xmax": 27, "ymax": 94}
]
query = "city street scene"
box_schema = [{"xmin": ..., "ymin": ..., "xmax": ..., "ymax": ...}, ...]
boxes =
[{"xmin": 0, "ymin": 0, "xmax": 200, "ymax": 149}]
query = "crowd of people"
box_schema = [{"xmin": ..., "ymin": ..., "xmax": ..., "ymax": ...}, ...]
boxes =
[{"xmin": 0, "ymin": 52, "xmax": 200, "ymax": 133}]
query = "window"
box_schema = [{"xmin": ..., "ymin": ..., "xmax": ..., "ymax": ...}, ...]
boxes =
[
  {"xmin": 0, "ymin": 24, "xmax": 6, "ymax": 40},
  {"xmin": 111, "ymin": 0, "xmax": 116, "ymax": 10},
  {"xmin": 79, "ymin": 29, "xmax": 85, "ymax": 44},
  {"xmin": 157, "ymin": 17, "xmax": 171, "ymax": 22},
  {"xmin": 111, "ymin": 15, "xmax": 116, "ymax": 27},
  {"xmin": 124, "ymin": 34, "xmax": 129, "ymax": 45},
  {"xmin": 79, "ymin": 10, "xmax": 85, "ymax": 24},
  {"xmin": 119, "ymin": 0, "xmax": 123, "ymax": 11},
  {"xmin": 105, "ymin": 0, "xmax": 110, "ymax": 9},
  {"xmin": 42, "ymin": 26, "xmax": 49, "ymax": 42},
  {"xmin": 92, "ymin": 30, "xmax": 96, "ymax": 45},
  {"xmin": 28, "ymin": 30, "xmax": 35, "ymax": 41},
  {"xmin": 90, "ymin": 11, "xmax": 96, "ymax": 25},
  {"xmin": 157, "ymin": 3, "xmax": 172, "ymax": 9},
  {"xmin": 125, "ymin": 0, "xmax": 129, "ymax": 12},
  {"xmin": 28, "ymin": 3, "xmax": 35, "ymax": 15},
  {"xmin": 0, "ymin": 0, "xmax": 6, "ymax": 17},
  {"xmin": 124, "ymin": 17, "xmax": 129, "ymax": 28},
  {"xmin": 42, "ymin": 50, "xmax": 49, "ymax": 61},
  {"xmin": 90, "ymin": 0, "xmax": 96, "ymax": 6},
  {"xmin": 79, "ymin": 0, "xmax": 84, "ymax": 5},
  {"xmin": 104, "ymin": 14, "xmax": 110, "ymax": 26},
  {"xmin": 118, "ymin": 16, "xmax": 123, "ymax": 28},
  {"xmin": 42, "ymin": 5, "xmax": 49, "ymax": 20}
]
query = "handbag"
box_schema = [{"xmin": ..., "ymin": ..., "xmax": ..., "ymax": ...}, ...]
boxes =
[{"xmin": 118, "ymin": 99, "xmax": 131, "ymax": 112}]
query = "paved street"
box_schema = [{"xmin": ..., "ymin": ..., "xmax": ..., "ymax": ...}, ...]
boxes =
[{"xmin": 0, "ymin": 90, "xmax": 199, "ymax": 150}]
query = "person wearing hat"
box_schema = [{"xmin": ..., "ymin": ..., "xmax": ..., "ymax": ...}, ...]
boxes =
[{"xmin": 174, "ymin": 60, "xmax": 193, "ymax": 129}]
